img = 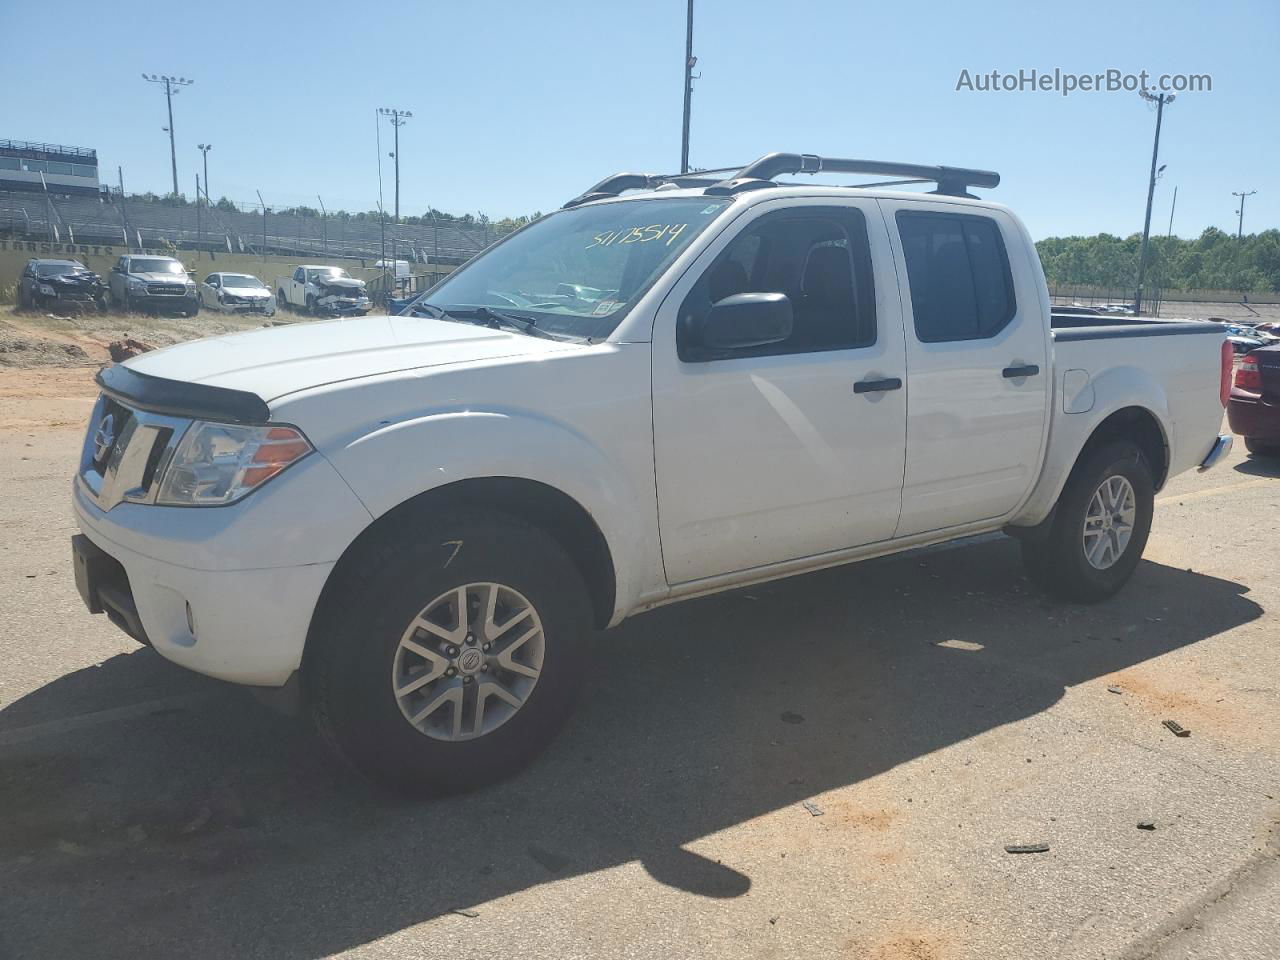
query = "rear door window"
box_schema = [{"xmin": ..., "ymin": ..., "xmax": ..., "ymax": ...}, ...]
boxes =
[{"xmin": 896, "ymin": 212, "xmax": 1015, "ymax": 342}]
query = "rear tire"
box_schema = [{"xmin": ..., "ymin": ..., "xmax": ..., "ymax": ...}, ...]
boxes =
[
  {"xmin": 1244, "ymin": 437, "xmax": 1280, "ymax": 458},
  {"xmin": 307, "ymin": 509, "xmax": 592, "ymax": 795},
  {"xmin": 277, "ymin": 290, "xmax": 288, "ymax": 311},
  {"xmin": 1020, "ymin": 440, "xmax": 1154, "ymax": 602}
]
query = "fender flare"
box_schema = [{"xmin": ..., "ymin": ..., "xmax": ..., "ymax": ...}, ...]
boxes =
[
  {"xmin": 323, "ymin": 406, "xmax": 655, "ymax": 625},
  {"xmin": 1013, "ymin": 364, "xmax": 1172, "ymax": 527}
]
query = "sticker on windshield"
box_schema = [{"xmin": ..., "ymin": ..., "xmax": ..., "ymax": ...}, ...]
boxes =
[
  {"xmin": 592, "ymin": 299, "xmax": 620, "ymax": 316},
  {"xmin": 587, "ymin": 223, "xmax": 688, "ymax": 249}
]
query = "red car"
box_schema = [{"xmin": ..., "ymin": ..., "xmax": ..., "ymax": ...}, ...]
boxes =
[{"xmin": 1228, "ymin": 346, "xmax": 1280, "ymax": 457}]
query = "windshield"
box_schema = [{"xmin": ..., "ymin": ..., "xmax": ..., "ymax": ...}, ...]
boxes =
[
  {"xmin": 222, "ymin": 274, "xmax": 265, "ymax": 288},
  {"xmin": 307, "ymin": 267, "xmax": 350, "ymax": 281},
  {"xmin": 36, "ymin": 262, "xmax": 85, "ymax": 277},
  {"xmin": 412, "ymin": 196, "xmax": 730, "ymax": 338},
  {"xmin": 131, "ymin": 258, "xmax": 184, "ymax": 274}
]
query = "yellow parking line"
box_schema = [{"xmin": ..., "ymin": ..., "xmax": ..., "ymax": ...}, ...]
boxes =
[{"xmin": 1157, "ymin": 477, "xmax": 1275, "ymax": 505}]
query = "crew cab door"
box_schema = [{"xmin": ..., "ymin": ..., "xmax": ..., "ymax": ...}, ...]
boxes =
[
  {"xmin": 652, "ymin": 199, "xmax": 907, "ymax": 584},
  {"xmin": 880, "ymin": 201, "xmax": 1049, "ymax": 537}
]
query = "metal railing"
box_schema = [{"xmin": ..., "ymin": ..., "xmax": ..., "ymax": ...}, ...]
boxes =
[{"xmin": 0, "ymin": 140, "xmax": 98, "ymax": 160}]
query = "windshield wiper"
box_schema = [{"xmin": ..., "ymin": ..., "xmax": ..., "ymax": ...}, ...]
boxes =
[{"xmin": 408, "ymin": 302, "xmax": 578, "ymax": 341}]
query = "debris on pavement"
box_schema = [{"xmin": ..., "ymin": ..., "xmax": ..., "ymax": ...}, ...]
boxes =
[
  {"xmin": 1162, "ymin": 720, "xmax": 1192, "ymax": 738},
  {"xmin": 933, "ymin": 638, "xmax": 985, "ymax": 652},
  {"xmin": 1004, "ymin": 843, "xmax": 1050, "ymax": 854},
  {"xmin": 1137, "ymin": 821, "xmax": 1157, "ymax": 830},
  {"xmin": 1107, "ymin": 685, "xmax": 1124, "ymax": 695},
  {"xmin": 452, "ymin": 908, "xmax": 480, "ymax": 918},
  {"xmin": 780, "ymin": 711, "xmax": 804, "ymax": 724},
  {"xmin": 802, "ymin": 800, "xmax": 825, "ymax": 817}
]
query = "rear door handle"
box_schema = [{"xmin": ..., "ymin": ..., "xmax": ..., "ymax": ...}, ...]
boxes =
[
  {"xmin": 853, "ymin": 377, "xmax": 903, "ymax": 394},
  {"xmin": 1002, "ymin": 364, "xmax": 1040, "ymax": 379}
]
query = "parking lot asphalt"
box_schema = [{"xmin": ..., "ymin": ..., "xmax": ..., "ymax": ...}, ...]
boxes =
[{"xmin": 1, "ymin": 374, "xmax": 1277, "ymax": 960}]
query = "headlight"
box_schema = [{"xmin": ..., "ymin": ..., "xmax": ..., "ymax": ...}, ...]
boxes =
[
  {"xmin": 39, "ymin": 284, "xmax": 56, "ymax": 295},
  {"xmin": 156, "ymin": 422, "xmax": 312, "ymax": 506},
  {"xmin": 129, "ymin": 278, "xmax": 146, "ymax": 291}
]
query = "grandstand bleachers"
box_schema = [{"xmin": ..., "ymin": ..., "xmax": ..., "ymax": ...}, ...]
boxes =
[{"xmin": 0, "ymin": 189, "xmax": 506, "ymax": 265}]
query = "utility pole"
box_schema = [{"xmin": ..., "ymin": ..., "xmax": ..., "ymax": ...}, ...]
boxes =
[
  {"xmin": 142, "ymin": 74, "xmax": 193, "ymax": 197},
  {"xmin": 196, "ymin": 173, "xmax": 202, "ymax": 257},
  {"xmin": 117, "ymin": 166, "xmax": 131, "ymax": 250},
  {"xmin": 1232, "ymin": 190, "xmax": 1257, "ymax": 239},
  {"xmin": 1133, "ymin": 89, "xmax": 1174, "ymax": 317},
  {"xmin": 256, "ymin": 189, "xmax": 268, "ymax": 261},
  {"xmin": 317, "ymin": 195, "xmax": 327, "ymax": 256},
  {"xmin": 197, "ymin": 144, "xmax": 212, "ymax": 205},
  {"xmin": 680, "ymin": 0, "xmax": 696, "ymax": 173},
  {"xmin": 1167, "ymin": 185, "xmax": 1177, "ymax": 238},
  {"xmin": 378, "ymin": 107, "xmax": 412, "ymax": 222}
]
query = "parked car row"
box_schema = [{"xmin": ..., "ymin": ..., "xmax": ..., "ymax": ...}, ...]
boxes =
[{"xmin": 14, "ymin": 256, "xmax": 346, "ymax": 319}]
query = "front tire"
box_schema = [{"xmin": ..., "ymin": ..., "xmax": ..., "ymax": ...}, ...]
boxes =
[
  {"xmin": 307, "ymin": 509, "xmax": 592, "ymax": 795},
  {"xmin": 1021, "ymin": 440, "xmax": 1154, "ymax": 602}
]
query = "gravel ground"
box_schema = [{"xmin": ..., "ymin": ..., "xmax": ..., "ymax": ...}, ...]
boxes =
[{"xmin": 0, "ymin": 369, "xmax": 1276, "ymax": 960}]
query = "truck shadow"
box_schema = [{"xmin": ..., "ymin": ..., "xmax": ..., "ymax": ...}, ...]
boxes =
[{"xmin": 0, "ymin": 536, "xmax": 1263, "ymax": 959}]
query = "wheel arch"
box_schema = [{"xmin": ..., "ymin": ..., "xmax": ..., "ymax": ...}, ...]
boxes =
[
  {"xmin": 1077, "ymin": 405, "xmax": 1169, "ymax": 489},
  {"xmin": 306, "ymin": 476, "xmax": 619, "ymax": 666},
  {"xmin": 1010, "ymin": 402, "xmax": 1171, "ymax": 534}
]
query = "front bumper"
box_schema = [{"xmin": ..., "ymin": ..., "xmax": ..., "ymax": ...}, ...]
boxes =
[
  {"xmin": 218, "ymin": 298, "xmax": 276, "ymax": 316},
  {"xmin": 130, "ymin": 292, "xmax": 198, "ymax": 310},
  {"xmin": 71, "ymin": 452, "xmax": 372, "ymax": 687}
]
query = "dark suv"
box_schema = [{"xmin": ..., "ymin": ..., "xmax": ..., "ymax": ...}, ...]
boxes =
[
  {"xmin": 107, "ymin": 255, "xmax": 199, "ymax": 316},
  {"xmin": 18, "ymin": 259, "xmax": 106, "ymax": 311}
]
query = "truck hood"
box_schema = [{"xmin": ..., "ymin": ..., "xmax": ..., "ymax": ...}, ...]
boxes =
[{"xmin": 122, "ymin": 315, "xmax": 576, "ymax": 402}]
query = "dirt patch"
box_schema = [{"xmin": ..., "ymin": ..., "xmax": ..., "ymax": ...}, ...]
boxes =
[
  {"xmin": 863, "ymin": 933, "xmax": 948, "ymax": 960},
  {"xmin": 0, "ymin": 367, "xmax": 99, "ymax": 430},
  {"xmin": 0, "ymin": 322, "xmax": 94, "ymax": 368},
  {"xmin": 1104, "ymin": 666, "xmax": 1278, "ymax": 747},
  {"xmin": 830, "ymin": 802, "xmax": 902, "ymax": 832}
]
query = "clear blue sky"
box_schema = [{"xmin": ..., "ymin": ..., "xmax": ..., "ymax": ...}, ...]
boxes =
[{"xmin": 1, "ymin": 0, "xmax": 1275, "ymax": 240}]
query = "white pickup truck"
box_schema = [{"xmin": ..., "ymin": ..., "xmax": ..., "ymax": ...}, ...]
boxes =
[
  {"xmin": 275, "ymin": 264, "xmax": 371, "ymax": 316},
  {"xmin": 71, "ymin": 153, "xmax": 1233, "ymax": 794}
]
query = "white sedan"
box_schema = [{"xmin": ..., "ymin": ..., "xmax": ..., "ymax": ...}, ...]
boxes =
[{"xmin": 199, "ymin": 272, "xmax": 276, "ymax": 316}]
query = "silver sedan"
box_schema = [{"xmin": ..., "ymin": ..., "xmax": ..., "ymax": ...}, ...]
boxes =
[{"xmin": 199, "ymin": 272, "xmax": 277, "ymax": 316}]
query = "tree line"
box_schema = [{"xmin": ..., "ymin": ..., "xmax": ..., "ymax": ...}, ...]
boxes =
[
  {"xmin": 1036, "ymin": 228, "xmax": 1280, "ymax": 293},
  {"xmin": 121, "ymin": 191, "xmax": 536, "ymax": 234}
]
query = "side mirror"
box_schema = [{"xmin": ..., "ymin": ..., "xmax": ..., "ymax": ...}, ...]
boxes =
[{"xmin": 687, "ymin": 292, "xmax": 793, "ymax": 352}]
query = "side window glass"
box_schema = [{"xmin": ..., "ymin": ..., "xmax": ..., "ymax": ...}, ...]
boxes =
[
  {"xmin": 896, "ymin": 212, "xmax": 1015, "ymax": 342},
  {"xmin": 295, "ymin": 268, "xmax": 304, "ymax": 282},
  {"xmin": 679, "ymin": 208, "xmax": 876, "ymax": 361}
]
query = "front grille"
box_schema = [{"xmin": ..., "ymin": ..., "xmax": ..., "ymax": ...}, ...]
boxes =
[
  {"xmin": 146, "ymin": 283, "xmax": 186, "ymax": 296},
  {"xmin": 79, "ymin": 396, "xmax": 190, "ymax": 510}
]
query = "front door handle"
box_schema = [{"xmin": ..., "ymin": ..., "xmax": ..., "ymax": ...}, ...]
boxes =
[
  {"xmin": 853, "ymin": 377, "xmax": 903, "ymax": 394},
  {"xmin": 1002, "ymin": 364, "xmax": 1040, "ymax": 379}
]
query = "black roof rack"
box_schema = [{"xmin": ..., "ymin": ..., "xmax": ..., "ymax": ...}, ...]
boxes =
[
  {"xmin": 562, "ymin": 167, "xmax": 741, "ymax": 208},
  {"xmin": 563, "ymin": 153, "xmax": 1000, "ymax": 207}
]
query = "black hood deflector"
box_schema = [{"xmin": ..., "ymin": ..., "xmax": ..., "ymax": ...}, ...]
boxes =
[{"xmin": 96, "ymin": 363, "xmax": 271, "ymax": 424}]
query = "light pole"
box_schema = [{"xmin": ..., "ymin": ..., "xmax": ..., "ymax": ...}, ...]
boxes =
[
  {"xmin": 1133, "ymin": 88, "xmax": 1174, "ymax": 316},
  {"xmin": 680, "ymin": 0, "xmax": 697, "ymax": 173},
  {"xmin": 378, "ymin": 107, "xmax": 412, "ymax": 222},
  {"xmin": 142, "ymin": 74, "xmax": 193, "ymax": 197},
  {"xmin": 1232, "ymin": 190, "xmax": 1257, "ymax": 239},
  {"xmin": 197, "ymin": 144, "xmax": 212, "ymax": 204}
]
